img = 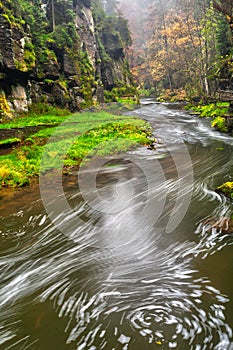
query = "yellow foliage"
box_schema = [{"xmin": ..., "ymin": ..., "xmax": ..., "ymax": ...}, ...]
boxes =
[
  {"xmin": 0, "ymin": 165, "xmax": 10, "ymax": 178},
  {"xmin": 0, "ymin": 93, "xmax": 11, "ymax": 117}
]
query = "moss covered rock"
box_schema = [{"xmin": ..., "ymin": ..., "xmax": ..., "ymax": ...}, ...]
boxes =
[
  {"xmin": 0, "ymin": 0, "xmax": 134, "ymax": 115},
  {"xmin": 211, "ymin": 116, "xmax": 228, "ymax": 132},
  {"xmin": 216, "ymin": 182, "xmax": 233, "ymax": 199}
]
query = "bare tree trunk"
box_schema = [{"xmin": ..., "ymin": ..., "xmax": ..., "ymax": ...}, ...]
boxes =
[{"xmin": 51, "ymin": 0, "xmax": 55, "ymax": 31}]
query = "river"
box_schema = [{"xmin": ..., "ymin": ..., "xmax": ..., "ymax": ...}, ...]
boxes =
[{"xmin": 1, "ymin": 100, "xmax": 233, "ymax": 349}]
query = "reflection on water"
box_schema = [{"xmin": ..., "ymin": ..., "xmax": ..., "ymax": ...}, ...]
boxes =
[{"xmin": 1, "ymin": 101, "xmax": 233, "ymax": 349}]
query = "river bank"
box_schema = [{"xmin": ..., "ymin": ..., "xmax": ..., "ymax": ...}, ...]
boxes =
[
  {"xmin": 0, "ymin": 103, "xmax": 152, "ymax": 190},
  {"xmin": 183, "ymin": 101, "xmax": 233, "ymax": 199},
  {"xmin": 184, "ymin": 102, "xmax": 233, "ymax": 133}
]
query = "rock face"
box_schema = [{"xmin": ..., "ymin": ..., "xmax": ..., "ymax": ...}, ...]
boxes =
[{"xmin": 0, "ymin": 0, "xmax": 133, "ymax": 118}]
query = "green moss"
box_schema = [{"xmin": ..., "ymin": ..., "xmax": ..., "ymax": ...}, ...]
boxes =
[
  {"xmin": 211, "ymin": 116, "xmax": 228, "ymax": 132},
  {"xmin": 24, "ymin": 51, "xmax": 36, "ymax": 68},
  {"xmin": 0, "ymin": 145, "xmax": 42, "ymax": 188},
  {"xmin": 0, "ymin": 164, "xmax": 29, "ymax": 188},
  {"xmin": 44, "ymin": 79, "xmax": 54, "ymax": 84},
  {"xmin": 0, "ymin": 93, "xmax": 12, "ymax": 119},
  {"xmin": 97, "ymin": 39, "xmax": 111, "ymax": 63},
  {"xmin": 0, "ymin": 104, "xmax": 71, "ymax": 129},
  {"xmin": 138, "ymin": 89, "xmax": 156, "ymax": 98},
  {"xmin": 0, "ymin": 110, "xmax": 152, "ymax": 188},
  {"xmin": 2, "ymin": 13, "xmax": 12, "ymax": 24},
  {"xmin": 28, "ymin": 103, "xmax": 71, "ymax": 117},
  {"xmin": 59, "ymin": 48, "xmax": 95, "ymax": 106},
  {"xmin": 216, "ymin": 182, "xmax": 233, "ymax": 199},
  {"xmin": 24, "ymin": 137, "xmax": 35, "ymax": 145},
  {"xmin": 50, "ymin": 24, "xmax": 77, "ymax": 49},
  {"xmin": 65, "ymin": 120, "xmax": 150, "ymax": 165},
  {"xmin": 39, "ymin": 48, "xmax": 58, "ymax": 65},
  {"xmin": 104, "ymin": 86, "xmax": 138, "ymax": 103},
  {"xmin": 0, "ymin": 138, "xmax": 21, "ymax": 146},
  {"xmin": 58, "ymin": 80, "xmax": 68, "ymax": 90},
  {"xmin": 188, "ymin": 103, "xmax": 229, "ymax": 118}
]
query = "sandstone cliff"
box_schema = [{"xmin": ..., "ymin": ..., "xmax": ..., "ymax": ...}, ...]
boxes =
[{"xmin": 0, "ymin": 0, "xmax": 133, "ymax": 118}]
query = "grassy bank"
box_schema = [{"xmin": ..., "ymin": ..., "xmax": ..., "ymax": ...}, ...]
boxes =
[{"xmin": 0, "ymin": 109, "xmax": 152, "ymax": 188}]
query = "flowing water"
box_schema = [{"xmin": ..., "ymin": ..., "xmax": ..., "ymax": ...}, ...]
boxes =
[{"xmin": 1, "ymin": 101, "xmax": 233, "ymax": 350}]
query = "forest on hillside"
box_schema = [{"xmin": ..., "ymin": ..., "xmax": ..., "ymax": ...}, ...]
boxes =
[{"xmin": 119, "ymin": 0, "xmax": 233, "ymax": 101}]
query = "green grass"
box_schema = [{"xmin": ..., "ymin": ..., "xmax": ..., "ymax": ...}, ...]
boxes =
[
  {"xmin": 0, "ymin": 102, "xmax": 71, "ymax": 128},
  {"xmin": 0, "ymin": 111, "xmax": 152, "ymax": 188},
  {"xmin": 0, "ymin": 114, "xmax": 69, "ymax": 129}
]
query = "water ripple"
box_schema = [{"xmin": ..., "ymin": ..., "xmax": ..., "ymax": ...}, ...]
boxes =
[{"xmin": 1, "ymin": 102, "xmax": 233, "ymax": 349}]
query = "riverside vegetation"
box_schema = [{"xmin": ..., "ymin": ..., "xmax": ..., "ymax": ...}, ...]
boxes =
[
  {"xmin": 184, "ymin": 102, "xmax": 232, "ymax": 133},
  {"xmin": 0, "ymin": 104, "xmax": 152, "ymax": 189},
  {"xmin": 216, "ymin": 182, "xmax": 233, "ymax": 200},
  {"xmin": 185, "ymin": 101, "xmax": 233, "ymax": 200}
]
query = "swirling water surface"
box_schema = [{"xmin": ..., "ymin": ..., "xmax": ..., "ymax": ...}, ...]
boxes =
[{"xmin": 1, "ymin": 101, "xmax": 233, "ymax": 349}]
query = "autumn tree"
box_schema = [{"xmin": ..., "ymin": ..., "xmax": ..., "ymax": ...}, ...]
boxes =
[{"xmin": 119, "ymin": 0, "xmax": 233, "ymax": 98}]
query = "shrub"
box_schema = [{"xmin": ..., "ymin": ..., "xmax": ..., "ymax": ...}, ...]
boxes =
[{"xmin": 211, "ymin": 116, "xmax": 228, "ymax": 132}]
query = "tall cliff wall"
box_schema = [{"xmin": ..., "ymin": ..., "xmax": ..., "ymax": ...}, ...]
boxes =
[{"xmin": 0, "ymin": 0, "xmax": 133, "ymax": 118}]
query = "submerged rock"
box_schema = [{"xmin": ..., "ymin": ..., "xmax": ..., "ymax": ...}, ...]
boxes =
[{"xmin": 204, "ymin": 217, "xmax": 233, "ymax": 234}]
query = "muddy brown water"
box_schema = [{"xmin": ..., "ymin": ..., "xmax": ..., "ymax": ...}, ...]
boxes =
[{"xmin": 1, "ymin": 101, "xmax": 233, "ymax": 349}]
